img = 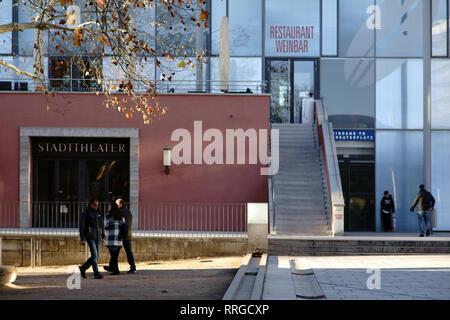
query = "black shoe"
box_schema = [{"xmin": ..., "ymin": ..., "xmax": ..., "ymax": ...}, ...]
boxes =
[
  {"xmin": 94, "ymin": 274, "xmax": 104, "ymax": 279},
  {"xmin": 111, "ymin": 271, "xmax": 120, "ymax": 275},
  {"xmin": 419, "ymin": 234, "xmax": 424, "ymax": 237},
  {"xmin": 426, "ymin": 229, "xmax": 430, "ymax": 236},
  {"xmin": 79, "ymin": 266, "xmax": 87, "ymax": 279},
  {"xmin": 127, "ymin": 269, "xmax": 136, "ymax": 274},
  {"xmin": 103, "ymin": 266, "xmax": 110, "ymax": 272}
]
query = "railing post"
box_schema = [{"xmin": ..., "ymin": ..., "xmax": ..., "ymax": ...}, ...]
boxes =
[
  {"xmin": 30, "ymin": 238, "xmax": 35, "ymax": 268},
  {"xmin": 247, "ymin": 203, "xmax": 268, "ymax": 254},
  {"xmin": 332, "ymin": 204, "xmax": 345, "ymax": 235}
]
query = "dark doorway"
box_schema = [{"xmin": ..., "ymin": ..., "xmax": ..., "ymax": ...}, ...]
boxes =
[
  {"xmin": 265, "ymin": 58, "xmax": 320, "ymax": 123},
  {"xmin": 31, "ymin": 137, "xmax": 130, "ymax": 228},
  {"xmin": 339, "ymin": 161, "xmax": 375, "ymax": 232}
]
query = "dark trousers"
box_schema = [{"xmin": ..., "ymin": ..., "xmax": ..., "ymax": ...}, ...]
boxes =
[
  {"xmin": 381, "ymin": 212, "xmax": 392, "ymax": 232},
  {"xmin": 107, "ymin": 246, "xmax": 121, "ymax": 273},
  {"xmin": 82, "ymin": 239, "xmax": 101, "ymax": 275},
  {"xmin": 123, "ymin": 239, "xmax": 135, "ymax": 269}
]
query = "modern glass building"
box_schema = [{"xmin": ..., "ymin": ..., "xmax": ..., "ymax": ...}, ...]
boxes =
[{"xmin": 1, "ymin": 0, "xmax": 450, "ymax": 232}]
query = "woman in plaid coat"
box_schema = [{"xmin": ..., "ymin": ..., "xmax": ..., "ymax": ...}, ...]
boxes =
[{"xmin": 105, "ymin": 203, "xmax": 126, "ymax": 275}]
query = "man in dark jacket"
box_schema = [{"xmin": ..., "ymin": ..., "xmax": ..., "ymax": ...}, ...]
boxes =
[
  {"xmin": 116, "ymin": 198, "xmax": 136, "ymax": 274},
  {"xmin": 79, "ymin": 199, "xmax": 105, "ymax": 279},
  {"xmin": 380, "ymin": 190, "xmax": 395, "ymax": 232},
  {"xmin": 410, "ymin": 184, "xmax": 435, "ymax": 237}
]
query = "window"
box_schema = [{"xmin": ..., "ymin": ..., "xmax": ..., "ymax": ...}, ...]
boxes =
[
  {"xmin": 49, "ymin": 57, "xmax": 102, "ymax": 92},
  {"xmin": 431, "ymin": 59, "xmax": 450, "ymax": 128},
  {"xmin": 339, "ymin": 0, "xmax": 375, "ymax": 57},
  {"xmin": 265, "ymin": 0, "xmax": 320, "ymax": 57},
  {"xmin": 0, "ymin": 0, "xmax": 12, "ymax": 54},
  {"xmin": 376, "ymin": 131, "xmax": 423, "ymax": 232},
  {"xmin": 432, "ymin": 0, "xmax": 448, "ymax": 57},
  {"xmin": 211, "ymin": 0, "xmax": 227, "ymax": 55},
  {"xmin": 375, "ymin": 0, "xmax": 423, "ymax": 57},
  {"xmin": 228, "ymin": 0, "xmax": 262, "ymax": 56},
  {"xmin": 321, "ymin": 58, "xmax": 375, "ymax": 129},
  {"xmin": 431, "ymin": 132, "xmax": 450, "ymax": 230},
  {"xmin": 322, "ymin": 0, "xmax": 338, "ymax": 56},
  {"xmin": 376, "ymin": 59, "xmax": 423, "ymax": 129}
]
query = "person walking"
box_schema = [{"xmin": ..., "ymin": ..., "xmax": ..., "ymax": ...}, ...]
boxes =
[
  {"xmin": 79, "ymin": 199, "xmax": 105, "ymax": 279},
  {"xmin": 105, "ymin": 202, "xmax": 126, "ymax": 275},
  {"xmin": 410, "ymin": 184, "xmax": 435, "ymax": 237},
  {"xmin": 380, "ymin": 190, "xmax": 395, "ymax": 232},
  {"xmin": 116, "ymin": 198, "xmax": 136, "ymax": 274}
]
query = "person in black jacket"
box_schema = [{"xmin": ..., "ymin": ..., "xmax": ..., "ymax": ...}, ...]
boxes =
[
  {"xmin": 117, "ymin": 198, "xmax": 136, "ymax": 274},
  {"xmin": 410, "ymin": 184, "xmax": 435, "ymax": 237},
  {"xmin": 79, "ymin": 199, "xmax": 105, "ymax": 279},
  {"xmin": 380, "ymin": 190, "xmax": 395, "ymax": 232}
]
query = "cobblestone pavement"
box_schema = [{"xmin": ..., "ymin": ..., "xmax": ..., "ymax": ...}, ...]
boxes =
[
  {"xmin": 0, "ymin": 256, "xmax": 242, "ymax": 300},
  {"xmin": 296, "ymin": 255, "xmax": 450, "ymax": 300}
]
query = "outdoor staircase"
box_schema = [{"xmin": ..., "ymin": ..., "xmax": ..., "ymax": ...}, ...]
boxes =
[{"xmin": 271, "ymin": 123, "xmax": 331, "ymax": 236}]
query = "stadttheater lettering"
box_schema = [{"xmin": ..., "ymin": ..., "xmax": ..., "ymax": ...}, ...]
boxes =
[
  {"xmin": 37, "ymin": 142, "xmax": 126, "ymax": 153},
  {"xmin": 269, "ymin": 25, "xmax": 315, "ymax": 53}
]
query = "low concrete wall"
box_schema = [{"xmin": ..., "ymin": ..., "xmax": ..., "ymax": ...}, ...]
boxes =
[{"xmin": 0, "ymin": 236, "xmax": 248, "ymax": 267}]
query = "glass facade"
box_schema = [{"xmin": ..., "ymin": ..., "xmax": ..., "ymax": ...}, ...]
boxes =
[
  {"xmin": 376, "ymin": 131, "xmax": 424, "ymax": 232},
  {"xmin": 228, "ymin": 0, "xmax": 262, "ymax": 56},
  {"xmin": 432, "ymin": 0, "xmax": 448, "ymax": 57},
  {"xmin": 321, "ymin": 58, "xmax": 375, "ymax": 129},
  {"xmin": 376, "ymin": 0, "xmax": 424, "ymax": 57},
  {"xmin": 376, "ymin": 59, "xmax": 423, "ymax": 129},
  {"xmin": 321, "ymin": 0, "xmax": 338, "ymax": 56},
  {"xmin": 431, "ymin": 132, "xmax": 450, "ymax": 230},
  {"xmin": 431, "ymin": 59, "xmax": 450, "ymax": 128},
  {"xmin": 339, "ymin": 0, "xmax": 375, "ymax": 57}
]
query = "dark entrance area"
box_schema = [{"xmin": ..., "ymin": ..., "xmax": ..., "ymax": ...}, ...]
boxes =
[
  {"xmin": 31, "ymin": 137, "xmax": 130, "ymax": 228},
  {"xmin": 339, "ymin": 160, "xmax": 375, "ymax": 232}
]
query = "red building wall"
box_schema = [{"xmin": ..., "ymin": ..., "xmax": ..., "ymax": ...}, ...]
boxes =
[{"xmin": 0, "ymin": 93, "xmax": 270, "ymax": 208}]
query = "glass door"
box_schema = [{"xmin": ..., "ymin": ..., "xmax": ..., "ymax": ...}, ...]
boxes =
[
  {"xmin": 266, "ymin": 58, "xmax": 319, "ymax": 123},
  {"xmin": 267, "ymin": 60, "xmax": 291, "ymax": 123},
  {"xmin": 293, "ymin": 60, "xmax": 315, "ymax": 123}
]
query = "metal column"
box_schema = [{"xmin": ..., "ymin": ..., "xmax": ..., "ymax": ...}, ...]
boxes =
[{"xmin": 423, "ymin": 1, "xmax": 432, "ymax": 190}]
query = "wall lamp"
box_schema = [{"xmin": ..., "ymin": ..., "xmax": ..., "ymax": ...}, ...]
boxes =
[{"xmin": 163, "ymin": 146, "xmax": 172, "ymax": 175}]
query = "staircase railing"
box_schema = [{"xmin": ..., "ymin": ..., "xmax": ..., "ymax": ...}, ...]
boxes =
[
  {"xmin": 314, "ymin": 100, "xmax": 345, "ymax": 235},
  {"xmin": 268, "ymin": 174, "xmax": 275, "ymax": 234}
]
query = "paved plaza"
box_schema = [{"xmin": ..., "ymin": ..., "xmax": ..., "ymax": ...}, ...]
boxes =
[
  {"xmin": 0, "ymin": 256, "xmax": 242, "ymax": 300},
  {"xmin": 295, "ymin": 255, "xmax": 450, "ymax": 300}
]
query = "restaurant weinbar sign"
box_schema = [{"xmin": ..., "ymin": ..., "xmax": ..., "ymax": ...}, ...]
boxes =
[
  {"xmin": 265, "ymin": 0, "xmax": 320, "ymax": 57},
  {"xmin": 269, "ymin": 25, "xmax": 315, "ymax": 54}
]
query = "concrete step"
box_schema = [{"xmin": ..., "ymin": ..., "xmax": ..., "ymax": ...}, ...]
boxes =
[
  {"xmin": 273, "ymin": 185, "xmax": 325, "ymax": 194},
  {"xmin": 268, "ymin": 238, "xmax": 450, "ymax": 255},
  {"xmin": 274, "ymin": 230, "xmax": 331, "ymax": 237},
  {"xmin": 274, "ymin": 200, "xmax": 327, "ymax": 208},
  {"xmin": 275, "ymin": 219, "xmax": 328, "ymax": 230},
  {"xmin": 273, "ymin": 195, "xmax": 326, "ymax": 202}
]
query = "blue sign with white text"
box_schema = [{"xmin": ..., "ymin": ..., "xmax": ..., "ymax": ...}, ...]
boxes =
[{"xmin": 334, "ymin": 130, "xmax": 375, "ymax": 142}]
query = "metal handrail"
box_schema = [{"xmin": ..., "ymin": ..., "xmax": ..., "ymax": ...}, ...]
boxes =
[
  {"xmin": 314, "ymin": 99, "xmax": 345, "ymax": 235},
  {"xmin": 0, "ymin": 201, "xmax": 248, "ymax": 237},
  {"xmin": 0, "ymin": 78, "xmax": 268, "ymax": 94}
]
